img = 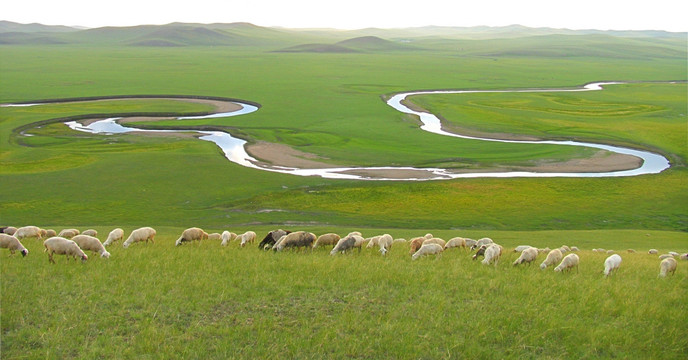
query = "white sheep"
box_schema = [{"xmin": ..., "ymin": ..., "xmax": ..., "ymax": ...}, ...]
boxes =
[
  {"xmin": 471, "ymin": 237, "xmax": 494, "ymax": 250},
  {"xmin": 377, "ymin": 234, "xmax": 393, "ymax": 255},
  {"xmin": 58, "ymin": 228, "xmax": 80, "ymax": 238},
  {"xmin": 560, "ymin": 245, "xmax": 571, "ymax": 253},
  {"xmin": 365, "ymin": 235, "xmax": 383, "ymax": 249},
  {"xmin": 538, "ymin": 247, "xmax": 551, "ymax": 254},
  {"xmin": 606, "ymin": 250, "xmax": 615, "ymax": 254},
  {"xmin": 603, "ymin": 254, "xmax": 622, "ymax": 277},
  {"xmin": 330, "ymin": 236, "xmax": 356, "ymax": 255},
  {"xmin": 658, "ymin": 254, "xmax": 674, "ymax": 260},
  {"xmin": 464, "ymin": 238, "xmax": 478, "ymax": 249},
  {"xmin": 626, "ymin": 249, "xmax": 636, "ymax": 253},
  {"xmin": 72, "ymin": 234, "xmax": 110, "ymax": 258},
  {"xmin": 0, "ymin": 234, "xmax": 29, "ymax": 257},
  {"xmin": 207, "ymin": 233, "xmax": 221, "ymax": 241},
  {"xmin": 659, "ymin": 257, "xmax": 677, "ymax": 277},
  {"xmin": 103, "ymin": 228, "xmax": 124, "ymax": 247},
  {"xmin": 668, "ymin": 251, "xmax": 680, "ymax": 257},
  {"xmin": 424, "ymin": 233, "xmax": 434, "ymax": 240},
  {"xmin": 513, "ymin": 245, "xmax": 533, "ymax": 253},
  {"xmin": 554, "ymin": 253, "xmax": 580, "ymax": 273},
  {"xmin": 408, "ymin": 237, "xmax": 426, "ymax": 255},
  {"xmin": 393, "ymin": 238, "xmax": 407, "ymax": 244},
  {"xmin": 122, "ymin": 227, "xmax": 156, "ymax": 248},
  {"xmin": 237, "ymin": 231, "xmax": 257, "ymax": 247},
  {"xmin": 314, "ymin": 233, "xmax": 341, "ymax": 249},
  {"xmin": 423, "ymin": 237, "xmax": 446, "ymax": 248},
  {"xmin": 680, "ymin": 253, "xmax": 688, "ymax": 261},
  {"xmin": 2, "ymin": 226, "xmax": 18, "ymax": 235},
  {"xmin": 481, "ymin": 244, "xmax": 503, "ymax": 265},
  {"xmin": 352, "ymin": 235, "xmax": 366, "ymax": 251},
  {"xmin": 411, "ymin": 243, "xmax": 443, "ymax": 260},
  {"xmin": 274, "ymin": 231, "xmax": 316, "ymax": 252},
  {"xmin": 221, "ymin": 231, "xmax": 238, "ymax": 246},
  {"xmin": 82, "ymin": 229, "xmax": 98, "ymax": 237},
  {"xmin": 43, "ymin": 236, "xmax": 88, "ymax": 263},
  {"xmin": 44, "ymin": 229, "xmax": 57, "ymax": 238},
  {"xmin": 175, "ymin": 227, "xmax": 208, "ymax": 246},
  {"xmin": 540, "ymin": 249, "xmax": 563, "ymax": 270},
  {"xmin": 14, "ymin": 226, "xmax": 45, "ymax": 240},
  {"xmin": 570, "ymin": 246, "xmax": 580, "ymax": 252},
  {"xmin": 513, "ymin": 247, "xmax": 538, "ymax": 266},
  {"xmin": 648, "ymin": 249, "xmax": 658, "ymax": 254}
]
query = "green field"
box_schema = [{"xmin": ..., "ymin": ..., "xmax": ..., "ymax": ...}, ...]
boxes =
[{"xmin": 1, "ymin": 23, "xmax": 687, "ymax": 358}]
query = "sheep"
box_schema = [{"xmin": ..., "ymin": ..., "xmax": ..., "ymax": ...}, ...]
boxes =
[
  {"xmin": 2, "ymin": 226, "xmax": 18, "ymax": 235},
  {"xmin": 365, "ymin": 235, "xmax": 383, "ymax": 249},
  {"xmin": 346, "ymin": 231, "xmax": 362, "ymax": 237},
  {"xmin": 408, "ymin": 237, "xmax": 426, "ymax": 255},
  {"xmin": 237, "ymin": 231, "xmax": 257, "ymax": 248},
  {"xmin": 257, "ymin": 229, "xmax": 289, "ymax": 249},
  {"xmin": 103, "ymin": 228, "xmax": 124, "ymax": 247},
  {"xmin": 272, "ymin": 235, "xmax": 288, "ymax": 250},
  {"xmin": 221, "ymin": 231, "xmax": 236, "ymax": 246},
  {"xmin": 540, "ymin": 249, "xmax": 563, "ymax": 270},
  {"xmin": 570, "ymin": 246, "xmax": 580, "ymax": 252},
  {"xmin": 554, "ymin": 253, "xmax": 580, "ymax": 273},
  {"xmin": 123, "ymin": 227, "xmax": 156, "ymax": 248},
  {"xmin": 658, "ymin": 257, "xmax": 677, "ymax": 278},
  {"xmin": 58, "ymin": 228, "xmax": 80, "ymax": 238},
  {"xmin": 207, "ymin": 233, "xmax": 221, "ymax": 241},
  {"xmin": 471, "ymin": 237, "xmax": 494, "ymax": 251},
  {"xmin": 72, "ymin": 234, "xmax": 110, "ymax": 258},
  {"xmin": 376, "ymin": 234, "xmax": 393, "ymax": 255},
  {"xmin": 560, "ymin": 245, "xmax": 571, "ymax": 253},
  {"xmin": 537, "ymin": 247, "xmax": 551, "ymax": 254},
  {"xmin": 464, "ymin": 238, "xmax": 478, "ymax": 249},
  {"xmin": 14, "ymin": 226, "xmax": 45, "ymax": 240},
  {"xmin": 513, "ymin": 246, "xmax": 538, "ymax": 266},
  {"xmin": 513, "ymin": 245, "xmax": 533, "ymax": 253},
  {"xmin": 82, "ymin": 229, "xmax": 98, "ymax": 237},
  {"xmin": 313, "ymin": 233, "xmax": 341, "ymax": 249},
  {"xmin": 411, "ymin": 243, "xmax": 443, "ymax": 260},
  {"xmin": 175, "ymin": 227, "xmax": 208, "ymax": 246},
  {"xmin": 680, "ymin": 253, "xmax": 688, "ymax": 261},
  {"xmin": 658, "ymin": 254, "xmax": 674, "ymax": 260},
  {"xmin": 648, "ymin": 249, "xmax": 658, "ymax": 254},
  {"xmin": 472, "ymin": 244, "xmax": 489, "ymax": 260},
  {"xmin": 0, "ymin": 234, "xmax": 29, "ymax": 257},
  {"xmin": 393, "ymin": 238, "xmax": 407, "ymax": 244},
  {"xmin": 44, "ymin": 229, "xmax": 57, "ymax": 238},
  {"xmin": 592, "ymin": 248, "xmax": 606, "ymax": 253},
  {"xmin": 626, "ymin": 249, "xmax": 636, "ymax": 253},
  {"xmin": 423, "ymin": 238, "xmax": 446, "ymax": 248},
  {"xmin": 481, "ymin": 244, "xmax": 504, "ymax": 266},
  {"xmin": 274, "ymin": 231, "xmax": 316, "ymax": 252},
  {"xmin": 444, "ymin": 237, "xmax": 467, "ymax": 250},
  {"xmin": 603, "ymin": 254, "xmax": 622, "ymax": 277},
  {"xmin": 352, "ymin": 235, "xmax": 367, "ymax": 251},
  {"xmin": 668, "ymin": 251, "xmax": 680, "ymax": 257},
  {"xmin": 43, "ymin": 237, "xmax": 88, "ymax": 263},
  {"xmin": 330, "ymin": 236, "xmax": 356, "ymax": 255},
  {"xmin": 424, "ymin": 233, "xmax": 434, "ymax": 240}
]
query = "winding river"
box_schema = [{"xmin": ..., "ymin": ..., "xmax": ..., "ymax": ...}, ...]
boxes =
[{"xmin": 7, "ymin": 82, "xmax": 672, "ymax": 180}]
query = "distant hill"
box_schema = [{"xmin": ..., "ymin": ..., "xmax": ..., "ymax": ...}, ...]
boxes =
[
  {"xmin": 276, "ymin": 36, "xmax": 418, "ymax": 53},
  {"xmin": 0, "ymin": 20, "xmax": 80, "ymax": 33}
]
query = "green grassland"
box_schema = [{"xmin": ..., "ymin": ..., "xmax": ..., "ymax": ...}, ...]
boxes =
[{"xmin": 1, "ymin": 24, "xmax": 687, "ymax": 358}]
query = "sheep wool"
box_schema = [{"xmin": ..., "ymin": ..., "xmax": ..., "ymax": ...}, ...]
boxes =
[
  {"xmin": 103, "ymin": 228, "xmax": 124, "ymax": 247},
  {"xmin": 238, "ymin": 231, "xmax": 257, "ymax": 248},
  {"xmin": 540, "ymin": 249, "xmax": 563, "ymax": 270},
  {"xmin": 274, "ymin": 231, "xmax": 316, "ymax": 252},
  {"xmin": 471, "ymin": 237, "xmax": 494, "ymax": 251},
  {"xmin": 659, "ymin": 257, "xmax": 677, "ymax": 277},
  {"xmin": 58, "ymin": 229, "xmax": 80, "ymax": 238},
  {"xmin": 444, "ymin": 237, "xmax": 466, "ymax": 250},
  {"xmin": 377, "ymin": 234, "xmax": 393, "ymax": 255},
  {"xmin": 175, "ymin": 227, "xmax": 208, "ymax": 246},
  {"xmin": 314, "ymin": 233, "xmax": 341, "ymax": 249},
  {"xmin": 257, "ymin": 229, "xmax": 289, "ymax": 249},
  {"xmin": 82, "ymin": 229, "xmax": 98, "ymax": 237},
  {"xmin": 43, "ymin": 236, "xmax": 88, "ymax": 263},
  {"xmin": 44, "ymin": 229, "xmax": 57, "ymax": 238},
  {"xmin": 554, "ymin": 254, "xmax": 580, "ymax": 273},
  {"xmin": 0, "ymin": 234, "xmax": 29, "ymax": 257},
  {"xmin": 408, "ymin": 237, "xmax": 426, "ymax": 255},
  {"xmin": 423, "ymin": 237, "xmax": 446, "ymax": 248},
  {"xmin": 330, "ymin": 236, "xmax": 356, "ymax": 255},
  {"xmin": 14, "ymin": 226, "xmax": 45, "ymax": 240},
  {"xmin": 411, "ymin": 243, "xmax": 443, "ymax": 260},
  {"xmin": 72, "ymin": 235, "xmax": 110, "ymax": 258},
  {"xmin": 481, "ymin": 244, "xmax": 503, "ymax": 265},
  {"xmin": 513, "ymin": 245, "xmax": 532, "ymax": 253},
  {"xmin": 123, "ymin": 227, "xmax": 156, "ymax": 248},
  {"xmin": 513, "ymin": 247, "xmax": 538, "ymax": 266},
  {"xmin": 2, "ymin": 226, "xmax": 18, "ymax": 236},
  {"xmin": 603, "ymin": 254, "xmax": 622, "ymax": 277}
]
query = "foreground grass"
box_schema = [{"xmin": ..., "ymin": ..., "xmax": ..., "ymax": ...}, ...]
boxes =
[{"xmin": 2, "ymin": 228, "xmax": 687, "ymax": 359}]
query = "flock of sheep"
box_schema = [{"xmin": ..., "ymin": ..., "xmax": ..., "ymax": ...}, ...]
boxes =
[{"xmin": 1, "ymin": 225, "xmax": 685, "ymax": 277}]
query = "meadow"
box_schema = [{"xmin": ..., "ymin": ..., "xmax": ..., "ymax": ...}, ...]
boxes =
[{"xmin": 1, "ymin": 24, "xmax": 687, "ymax": 358}]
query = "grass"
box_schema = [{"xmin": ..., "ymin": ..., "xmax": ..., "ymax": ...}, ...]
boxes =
[{"xmin": 1, "ymin": 227, "xmax": 686, "ymax": 359}]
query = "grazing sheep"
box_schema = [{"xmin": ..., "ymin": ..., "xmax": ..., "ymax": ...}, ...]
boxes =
[
  {"xmin": 408, "ymin": 237, "xmax": 426, "ymax": 255},
  {"xmin": 175, "ymin": 227, "xmax": 208, "ymax": 246},
  {"xmin": 464, "ymin": 238, "xmax": 478, "ymax": 249},
  {"xmin": 58, "ymin": 229, "xmax": 80, "ymax": 238},
  {"xmin": 346, "ymin": 231, "xmax": 362, "ymax": 237},
  {"xmin": 540, "ymin": 249, "xmax": 563, "ymax": 270},
  {"xmin": 44, "ymin": 229, "xmax": 57, "ymax": 238},
  {"xmin": 123, "ymin": 227, "xmax": 156, "ymax": 248},
  {"xmin": 513, "ymin": 247, "xmax": 538, "ymax": 266},
  {"xmin": 658, "ymin": 254, "xmax": 674, "ymax": 260},
  {"xmin": 514, "ymin": 245, "xmax": 533, "ymax": 253},
  {"xmin": 554, "ymin": 254, "xmax": 580, "ymax": 273},
  {"xmin": 472, "ymin": 244, "xmax": 489, "ymax": 260},
  {"xmin": 257, "ymin": 229, "xmax": 290, "ymax": 249},
  {"xmin": 606, "ymin": 250, "xmax": 615, "ymax": 254},
  {"xmin": 680, "ymin": 253, "xmax": 688, "ymax": 261},
  {"xmin": 424, "ymin": 233, "xmax": 434, "ymax": 240},
  {"xmin": 538, "ymin": 247, "xmax": 551, "ymax": 254},
  {"xmin": 2, "ymin": 226, "xmax": 18, "ymax": 236},
  {"xmin": 14, "ymin": 226, "xmax": 45, "ymax": 240},
  {"xmin": 237, "ymin": 231, "xmax": 257, "ymax": 248},
  {"xmin": 444, "ymin": 237, "xmax": 466, "ymax": 250},
  {"xmin": 668, "ymin": 251, "xmax": 680, "ymax": 257},
  {"xmin": 274, "ymin": 231, "xmax": 316, "ymax": 252},
  {"xmin": 592, "ymin": 248, "xmax": 606, "ymax": 253},
  {"xmin": 352, "ymin": 235, "xmax": 367, "ymax": 251},
  {"xmin": 626, "ymin": 249, "xmax": 636, "ymax": 253},
  {"xmin": 481, "ymin": 244, "xmax": 504, "ymax": 266},
  {"xmin": 560, "ymin": 245, "xmax": 571, "ymax": 253},
  {"xmin": 393, "ymin": 238, "xmax": 407, "ymax": 244},
  {"xmin": 376, "ymin": 234, "xmax": 393, "ymax": 255},
  {"xmin": 221, "ymin": 231, "xmax": 237, "ymax": 246},
  {"xmin": 330, "ymin": 236, "xmax": 356, "ymax": 255},
  {"xmin": 82, "ymin": 229, "xmax": 98, "ymax": 237},
  {"xmin": 43, "ymin": 237, "xmax": 88, "ymax": 263},
  {"xmin": 570, "ymin": 246, "xmax": 580, "ymax": 252},
  {"xmin": 659, "ymin": 257, "xmax": 677, "ymax": 278},
  {"xmin": 314, "ymin": 233, "xmax": 341, "ymax": 249},
  {"xmin": 423, "ymin": 238, "xmax": 446, "ymax": 248},
  {"xmin": 103, "ymin": 228, "xmax": 124, "ymax": 247},
  {"xmin": 603, "ymin": 254, "xmax": 622, "ymax": 277},
  {"xmin": 0, "ymin": 234, "xmax": 29, "ymax": 257},
  {"xmin": 207, "ymin": 233, "xmax": 221, "ymax": 241},
  {"xmin": 648, "ymin": 249, "xmax": 658, "ymax": 254},
  {"xmin": 365, "ymin": 235, "xmax": 383, "ymax": 249},
  {"xmin": 411, "ymin": 243, "xmax": 443, "ymax": 260},
  {"xmin": 471, "ymin": 237, "xmax": 494, "ymax": 251},
  {"xmin": 72, "ymin": 235, "xmax": 110, "ymax": 258}
]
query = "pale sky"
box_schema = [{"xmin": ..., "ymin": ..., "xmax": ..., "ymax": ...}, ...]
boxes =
[{"xmin": 3, "ymin": 0, "xmax": 687, "ymax": 32}]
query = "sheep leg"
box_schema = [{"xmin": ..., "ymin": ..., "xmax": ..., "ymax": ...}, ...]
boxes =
[{"xmin": 48, "ymin": 252, "xmax": 55, "ymax": 264}]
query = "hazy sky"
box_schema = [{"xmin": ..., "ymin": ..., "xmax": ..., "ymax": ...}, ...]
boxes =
[{"xmin": 3, "ymin": 0, "xmax": 687, "ymax": 32}]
